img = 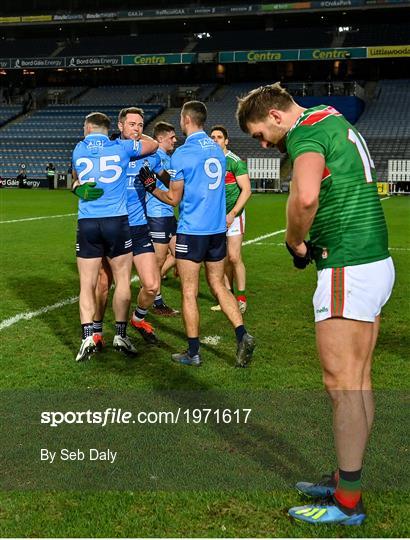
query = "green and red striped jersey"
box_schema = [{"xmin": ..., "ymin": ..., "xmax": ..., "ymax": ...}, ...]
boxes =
[
  {"xmin": 286, "ymin": 105, "xmax": 389, "ymax": 270},
  {"xmin": 225, "ymin": 150, "xmax": 248, "ymax": 215}
]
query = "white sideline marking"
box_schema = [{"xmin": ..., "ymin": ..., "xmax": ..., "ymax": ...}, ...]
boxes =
[
  {"xmin": 0, "ymin": 196, "xmax": 392, "ymax": 225},
  {"xmin": 243, "ymin": 229, "xmax": 286, "ymax": 246},
  {"xmin": 0, "ymin": 275, "xmax": 140, "ymax": 332},
  {"xmin": 252, "ymin": 242, "xmax": 410, "ymax": 252},
  {"xmin": 2, "ymin": 229, "xmax": 286, "ymax": 332},
  {"xmin": 0, "ymin": 296, "xmax": 79, "ymax": 331},
  {"xmin": 201, "ymin": 335, "xmax": 222, "ymax": 345},
  {"xmin": 0, "ymin": 213, "xmax": 76, "ymax": 224},
  {"xmin": 5, "ymin": 217, "xmax": 405, "ymax": 332}
]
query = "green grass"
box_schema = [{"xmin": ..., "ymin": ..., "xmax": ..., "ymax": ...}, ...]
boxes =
[{"xmin": 0, "ymin": 190, "xmax": 409, "ymax": 537}]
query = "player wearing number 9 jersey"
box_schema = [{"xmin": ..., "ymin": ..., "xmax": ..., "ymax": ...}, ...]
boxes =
[
  {"xmin": 237, "ymin": 83, "xmax": 395, "ymax": 525},
  {"xmin": 169, "ymin": 127, "xmax": 226, "ymax": 236},
  {"xmin": 139, "ymin": 101, "xmax": 255, "ymax": 368}
]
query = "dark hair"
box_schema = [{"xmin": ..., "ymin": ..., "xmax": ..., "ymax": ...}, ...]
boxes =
[
  {"xmin": 181, "ymin": 100, "xmax": 207, "ymax": 127},
  {"xmin": 85, "ymin": 112, "xmax": 111, "ymax": 130},
  {"xmin": 236, "ymin": 82, "xmax": 294, "ymax": 133},
  {"xmin": 210, "ymin": 125, "xmax": 228, "ymax": 140},
  {"xmin": 118, "ymin": 107, "xmax": 144, "ymax": 122},
  {"xmin": 153, "ymin": 121, "xmax": 175, "ymax": 140}
]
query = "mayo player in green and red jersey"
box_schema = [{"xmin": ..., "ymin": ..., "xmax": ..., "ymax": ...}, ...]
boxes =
[
  {"xmin": 210, "ymin": 125, "xmax": 252, "ymax": 314},
  {"xmin": 237, "ymin": 83, "xmax": 395, "ymax": 525}
]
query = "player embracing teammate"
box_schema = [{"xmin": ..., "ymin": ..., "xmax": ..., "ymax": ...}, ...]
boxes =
[
  {"xmin": 138, "ymin": 101, "xmax": 255, "ymax": 367},
  {"xmin": 71, "ymin": 111, "xmax": 158, "ymax": 361},
  {"xmin": 72, "ymin": 103, "xmax": 255, "ymax": 368}
]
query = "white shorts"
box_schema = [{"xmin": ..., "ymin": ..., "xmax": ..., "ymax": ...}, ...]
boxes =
[
  {"xmin": 313, "ymin": 257, "xmax": 395, "ymax": 323},
  {"xmin": 227, "ymin": 211, "xmax": 245, "ymax": 237}
]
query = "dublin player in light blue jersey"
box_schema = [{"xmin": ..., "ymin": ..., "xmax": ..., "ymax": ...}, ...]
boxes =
[
  {"xmin": 92, "ymin": 108, "xmax": 177, "ymax": 348},
  {"xmin": 71, "ymin": 112, "xmax": 158, "ymax": 362},
  {"xmin": 138, "ymin": 101, "xmax": 255, "ymax": 367},
  {"xmin": 146, "ymin": 122, "xmax": 179, "ymax": 316}
]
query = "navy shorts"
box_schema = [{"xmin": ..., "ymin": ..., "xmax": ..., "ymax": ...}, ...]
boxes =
[
  {"xmin": 130, "ymin": 224, "xmax": 155, "ymax": 256},
  {"xmin": 76, "ymin": 216, "xmax": 132, "ymax": 259},
  {"xmin": 147, "ymin": 216, "xmax": 177, "ymax": 244},
  {"xmin": 175, "ymin": 232, "xmax": 226, "ymax": 263}
]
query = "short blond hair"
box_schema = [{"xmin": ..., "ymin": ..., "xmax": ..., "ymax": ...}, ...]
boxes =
[{"xmin": 236, "ymin": 82, "xmax": 294, "ymax": 133}]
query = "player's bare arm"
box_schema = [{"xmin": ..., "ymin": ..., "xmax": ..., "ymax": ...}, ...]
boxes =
[
  {"xmin": 286, "ymin": 152, "xmax": 323, "ymax": 255},
  {"xmin": 153, "ymin": 179, "xmax": 184, "ymax": 207},
  {"xmin": 227, "ymin": 172, "xmax": 252, "ymax": 227},
  {"xmin": 71, "ymin": 168, "xmax": 79, "ymax": 189},
  {"xmin": 157, "ymin": 169, "xmax": 171, "ymax": 188},
  {"xmin": 138, "ymin": 134, "xmax": 159, "ymax": 156}
]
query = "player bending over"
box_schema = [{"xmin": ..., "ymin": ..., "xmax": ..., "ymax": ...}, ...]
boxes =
[{"xmin": 237, "ymin": 83, "xmax": 395, "ymax": 525}]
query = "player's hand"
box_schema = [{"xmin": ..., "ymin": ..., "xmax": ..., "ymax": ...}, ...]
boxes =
[
  {"xmin": 285, "ymin": 240, "xmax": 313, "ymax": 269},
  {"xmin": 138, "ymin": 165, "xmax": 157, "ymax": 194},
  {"xmin": 226, "ymin": 211, "xmax": 235, "ymax": 228},
  {"xmin": 72, "ymin": 182, "xmax": 104, "ymax": 201}
]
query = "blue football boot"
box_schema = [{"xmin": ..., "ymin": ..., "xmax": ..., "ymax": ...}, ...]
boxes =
[
  {"xmin": 288, "ymin": 497, "xmax": 366, "ymax": 525},
  {"xmin": 295, "ymin": 471, "xmax": 337, "ymax": 498}
]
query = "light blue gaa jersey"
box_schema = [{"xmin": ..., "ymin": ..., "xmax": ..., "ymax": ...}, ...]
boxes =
[
  {"xmin": 72, "ymin": 133, "xmax": 142, "ymax": 219},
  {"xmin": 170, "ymin": 130, "xmax": 226, "ymax": 235},
  {"xmin": 146, "ymin": 148, "xmax": 175, "ymax": 218},
  {"xmin": 126, "ymin": 152, "xmax": 162, "ymax": 226}
]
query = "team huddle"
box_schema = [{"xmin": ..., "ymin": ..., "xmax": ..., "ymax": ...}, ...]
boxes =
[
  {"xmin": 72, "ymin": 84, "xmax": 395, "ymax": 526},
  {"xmin": 71, "ymin": 101, "xmax": 255, "ymax": 368}
]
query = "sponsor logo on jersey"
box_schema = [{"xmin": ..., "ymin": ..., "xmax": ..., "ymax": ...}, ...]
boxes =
[
  {"xmin": 87, "ymin": 139, "xmax": 104, "ymax": 152},
  {"xmin": 316, "ymin": 306, "xmax": 329, "ymax": 313},
  {"xmin": 198, "ymin": 138, "xmax": 215, "ymax": 149}
]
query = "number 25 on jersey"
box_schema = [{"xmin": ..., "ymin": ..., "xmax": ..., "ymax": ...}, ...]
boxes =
[{"xmin": 76, "ymin": 156, "xmax": 122, "ymax": 184}]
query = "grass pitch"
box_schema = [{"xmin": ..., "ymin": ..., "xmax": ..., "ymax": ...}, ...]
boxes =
[{"xmin": 0, "ymin": 189, "xmax": 409, "ymax": 537}]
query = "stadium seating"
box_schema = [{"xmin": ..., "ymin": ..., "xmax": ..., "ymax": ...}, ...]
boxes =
[
  {"xmin": 77, "ymin": 85, "xmax": 177, "ymax": 106},
  {"xmin": 59, "ymin": 33, "xmax": 190, "ymax": 56},
  {"xmin": 0, "ymin": 103, "xmax": 163, "ymax": 179},
  {"xmin": 343, "ymin": 23, "xmax": 410, "ymax": 47},
  {"xmin": 194, "ymin": 28, "xmax": 334, "ymax": 52},
  {"xmin": 0, "ymin": 105, "xmax": 22, "ymax": 127},
  {"xmin": 1, "ymin": 80, "xmax": 408, "ymax": 183},
  {"xmin": 0, "ymin": 37, "xmax": 59, "ymax": 57},
  {"xmin": 167, "ymin": 82, "xmax": 282, "ymax": 159},
  {"xmin": 356, "ymin": 79, "xmax": 410, "ymax": 180}
]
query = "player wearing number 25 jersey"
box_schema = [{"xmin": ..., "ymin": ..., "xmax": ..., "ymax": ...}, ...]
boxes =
[
  {"xmin": 73, "ymin": 133, "xmax": 142, "ymax": 222},
  {"xmin": 71, "ymin": 112, "xmax": 158, "ymax": 363}
]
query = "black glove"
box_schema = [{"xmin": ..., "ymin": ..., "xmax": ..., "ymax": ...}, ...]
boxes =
[
  {"xmin": 138, "ymin": 165, "xmax": 157, "ymax": 194},
  {"xmin": 72, "ymin": 182, "xmax": 104, "ymax": 201},
  {"xmin": 285, "ymin": 240, "xmax": 313, "ymax": 269}
]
